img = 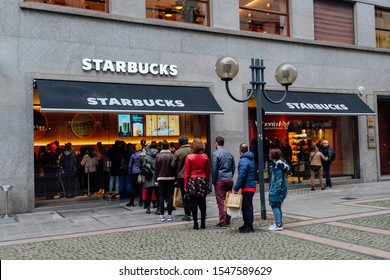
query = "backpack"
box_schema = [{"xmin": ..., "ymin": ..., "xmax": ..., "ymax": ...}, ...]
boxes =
[{"xmin": 141, "ymin": 160, "xmax": 154, "ymax": 179}]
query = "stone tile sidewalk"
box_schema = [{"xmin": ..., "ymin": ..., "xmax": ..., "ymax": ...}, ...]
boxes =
[{"xmin": 0, "ymin": 182, "xmax": 389, "ymax": 259}]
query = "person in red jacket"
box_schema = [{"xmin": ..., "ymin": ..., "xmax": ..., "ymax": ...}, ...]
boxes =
[{"xmin": 184, "ymin": 138, "xmax": 211, "ymax": 230}]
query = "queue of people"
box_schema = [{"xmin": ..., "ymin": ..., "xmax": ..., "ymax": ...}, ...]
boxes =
[{"xmin": 35, "ymin": 135, "xmax": 334, "ymax": 233}]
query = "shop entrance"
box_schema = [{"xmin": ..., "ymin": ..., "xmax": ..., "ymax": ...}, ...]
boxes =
[
  {"xmin": 378, "ymin": 99, "xmax": 390, "ymax": 175},
  {"xmin": 33, "ymin": 80, "xmax": 222, "ymax": 204},
  {"xmin": 247, "ymin": 90, "xmax": 376, "ymax": 184}
]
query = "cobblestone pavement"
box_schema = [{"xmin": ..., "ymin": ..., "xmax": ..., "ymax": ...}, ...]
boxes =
[{"xmin": 0, "ymin": 182, "xmax": 389, "ymax": 260}]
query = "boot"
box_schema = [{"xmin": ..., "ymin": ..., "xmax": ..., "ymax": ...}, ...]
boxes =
[
  {"xmin": 201, "ymin": 216, "xmax": 206, "ymax": 229},
  {"xmin": 193, "ymin": 221, "xmax": 199, "ymax": 230}
]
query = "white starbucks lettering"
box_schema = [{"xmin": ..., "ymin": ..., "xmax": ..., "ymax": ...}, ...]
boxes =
[{"xmin": 82, "ymin": 58, "xmax": 178, "ymax": 77}]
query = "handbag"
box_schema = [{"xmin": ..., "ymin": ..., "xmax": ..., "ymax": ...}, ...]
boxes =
[
  {"xmin": 225, "ymin": 191, "xmax": 242, "ymax": 209},
  {"xmin": 173, "ymin": 187, "xmax": 183, "ymax": 208},
  {"xmin": 137, "ymin": 174, "xmax": 144, "ymax": 184},
  {"xmin": 187, "ymin": 177, "xmax": 210, "ymax": 197}
]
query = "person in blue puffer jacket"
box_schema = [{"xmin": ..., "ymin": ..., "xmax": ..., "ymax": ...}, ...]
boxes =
[
  {"xmin": 268, "ymin": 148, "xmax": 290, "ymax": 231},
  {"xmin": 233, "ymin": 143, "xmax": 256, "ymax": 233}
]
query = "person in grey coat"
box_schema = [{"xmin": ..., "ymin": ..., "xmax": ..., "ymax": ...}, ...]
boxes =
[{"xmin": 141, "ymin": 142, "xmax": 159, "ymax": 215}]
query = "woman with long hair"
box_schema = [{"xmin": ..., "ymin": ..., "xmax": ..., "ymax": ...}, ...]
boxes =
[{"xmin": 184, "ymin": 138, "xmax": 211, "ymax": 230}]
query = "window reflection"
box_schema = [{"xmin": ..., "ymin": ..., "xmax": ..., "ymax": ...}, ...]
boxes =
[
  {"xmin": 239, "ymin": 0, "xmax": 289, "ymax": 36},
  {"xmin": 146, "ymin": 0, "xmax": 209, "ymax": 25},
  {"xmin": 376, "ymin": 9, "xmax": 390, "ymax": 49},
  {"xmin": 25, "ymin": 0, "xmax": 109, "ymax": 13}
]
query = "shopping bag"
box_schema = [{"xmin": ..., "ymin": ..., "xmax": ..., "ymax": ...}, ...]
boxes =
[
  {"xmin": 227, "ymin": 207, "xmax": 242, "ymax": 218},
  {"xmin": 225, "ymin": 191, "xmax": 242, "ymax": 209},
  {"xmin": 173, "ymin": 187, "xmax": 183, "ymax": 208}
]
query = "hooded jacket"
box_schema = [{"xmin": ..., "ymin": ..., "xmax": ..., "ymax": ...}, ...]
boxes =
[
  {"xmin": 268, "ymin": 159, "xmax": 290, "ymax": 206},
  {"xmin": 233, "ymin": 151, "xmax": 256, "ymax": 193},
  {"xmin": 141, "ymin": 146, "xmax": 159, "ymax": 188}
]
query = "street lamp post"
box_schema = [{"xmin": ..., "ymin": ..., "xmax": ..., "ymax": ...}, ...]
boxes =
[{"xmin": 215, "ymin": 57, "xmax": 297, "ymax": 220}]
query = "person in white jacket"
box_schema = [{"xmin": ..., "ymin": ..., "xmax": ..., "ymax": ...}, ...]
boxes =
[{"xmin": 81, "ymin": 147, "xmax": 99, "ymax": 195}]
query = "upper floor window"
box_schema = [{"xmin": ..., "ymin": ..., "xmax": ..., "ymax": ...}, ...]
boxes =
[
  {"xmin": 239, "ymin": 0, "xmax": 289, "ymax": 36},
  {"xmin": 146, "ymin": 0, "xmax": 209, "ymax": 26},
  {"xmin": 375, "ymin": 9, "xmax": 390, "ymax": 49},
  {"xmin": 25, "ymin": 0, "xmax": 109, "ymax": 13},
  {"xmin": 314, "ymin": 0, "xmax": 354, "ymax": 45}
]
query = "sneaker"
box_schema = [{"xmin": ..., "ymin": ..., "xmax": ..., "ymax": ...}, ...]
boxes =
[
  {"xmin": 166, "ymin": 215, "xmax": 175, "ymax": 222},
  {"xmin": 324, "ymin": 186, "xmax": 331, "ymax": 190},
  {"xmin": 268, "ymin": 224, "xmax": 283, "ymax": 231},
  {"xmin": 158, "ymin": 215, "xmax": 166, "ymax": 222},
  {"xmin": 182, "ymin": 215, "xmax": 191, "ymax": 221},
  {"xmin": 214, "ymin": 223, "xmax": 228, "ymax": 229}
]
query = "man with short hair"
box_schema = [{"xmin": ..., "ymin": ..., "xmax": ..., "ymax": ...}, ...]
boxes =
[
  {"xmin": 320, "ymin": 139, "xmax": 334, "ymax": 189},
  {"xmin": 233, "ymin": 143, "xmax": 256, "ymax": 233},
  {"xmin": 171, "ymin": 136, "xmax": 192, "ymax": 220},
  {"xmin": 154, "ymin": 140, "xmax": 176, "ymax": 222},
  {"xmin": 212, "ymin": 136, "xmax": 235, "ymax": 228}
]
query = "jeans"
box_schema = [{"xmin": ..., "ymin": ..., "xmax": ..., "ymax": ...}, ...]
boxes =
[
  {"xmin": 109, "ymin": 175, "xmax": 119, "ymax": 193},
  {"xmin": 118, "ymin": 174, "xmax": 131, "ymax": 197},
  {"xmin": 214, "ymin": 179, "xmax": 234, "ymax": 226},
  {"xmin": 271, "ymin": 203, "xmax": 283, "ymax": 227},
  {"xmin": 323, "ymin": 162, "xmax": 332, "ymax": 188}
]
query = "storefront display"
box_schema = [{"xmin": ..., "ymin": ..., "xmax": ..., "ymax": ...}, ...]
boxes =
[{"xmin": 33, "ymin": 80, "xmax": 219, "ymax": 200}]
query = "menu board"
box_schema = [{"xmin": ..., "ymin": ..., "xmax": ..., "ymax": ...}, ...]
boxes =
[
  {"xmin": 118, "ymin": 114, "xmax": 131, "ymax": 137},
  {"xmin": 145, "ymin": 115, "xmax": 180, "ymax": 136},
  {"xmin": 132, "ymin": 114, "xmax": 144, "ymax": 137}
]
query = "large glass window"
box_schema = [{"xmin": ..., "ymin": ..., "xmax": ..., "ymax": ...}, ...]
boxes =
[
  {"xmin": 239, "ymin": 0, "xmax": 289, "ymax": 36},
  {"xmin": 145, "ymin": 0, "xmax": 209, "ymax": 25},
  {"xmin": 26, "ymin": 0, "xmax": 109, "ymax": 13},
  {"xmin": 33, "ymin": 88, "xmax": 209, "ymax": 200},
  {"xmin": 248, "ymin": 106, "xmax": 360, "ymax": 183},
  {"xmin": 376, "ymin": 9, "xmax": 390, "ymax": 49}
]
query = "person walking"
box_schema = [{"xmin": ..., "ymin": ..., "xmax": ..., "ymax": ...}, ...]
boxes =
[
  {"xmin": 211, "ymin": 136, "xmax": 235, "ymax": 229},
  {"xmin": 171, "ymin": 135, "xmax": 192, "ymax": 221},
  {"xmin": 154, "ymin": 140, "xmax": 176, "ymax": 222},
  {"xmin": 320, "ymin": 139, "xmax": 335, "ymax": 189},
  {"xmin": 233, "ymin": 143, "xmax": 256, "ymax": 233},
  {"xmin": 309, "ymin": 145, "xmax": 328, "ymax": 191},
  {"xmin": 184, "ymin": 138, "xmax": 211, "ymax": 230},
  {"xmin": 268, "ymin": 148, "xmax": 289, "ymax": 231}
]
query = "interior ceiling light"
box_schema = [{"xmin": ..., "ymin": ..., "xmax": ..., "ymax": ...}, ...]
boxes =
[
  {"xmin": 266, "ymin": 2, "xmax": 271, "ymax": 8},
  {"xmin": 175, "ymin": 1, "xmax": 184, "ymax": 10},
  {"xmin": 164, "ymin": 8, "xmax": 173, "ymax": 17}
]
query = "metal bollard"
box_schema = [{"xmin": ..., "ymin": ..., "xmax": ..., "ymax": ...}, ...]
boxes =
[{"xmin": 1, "ymin": 185, "xmax": 16, "ymax": 223}]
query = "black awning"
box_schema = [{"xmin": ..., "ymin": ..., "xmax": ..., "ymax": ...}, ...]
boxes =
[
  {"xmin": 262, "ymin": 91, "xmax": 376, "ymax": 116},
  {"xmin": 35, "ymin": 79, "xmax": 223, "ymax": 114}
]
